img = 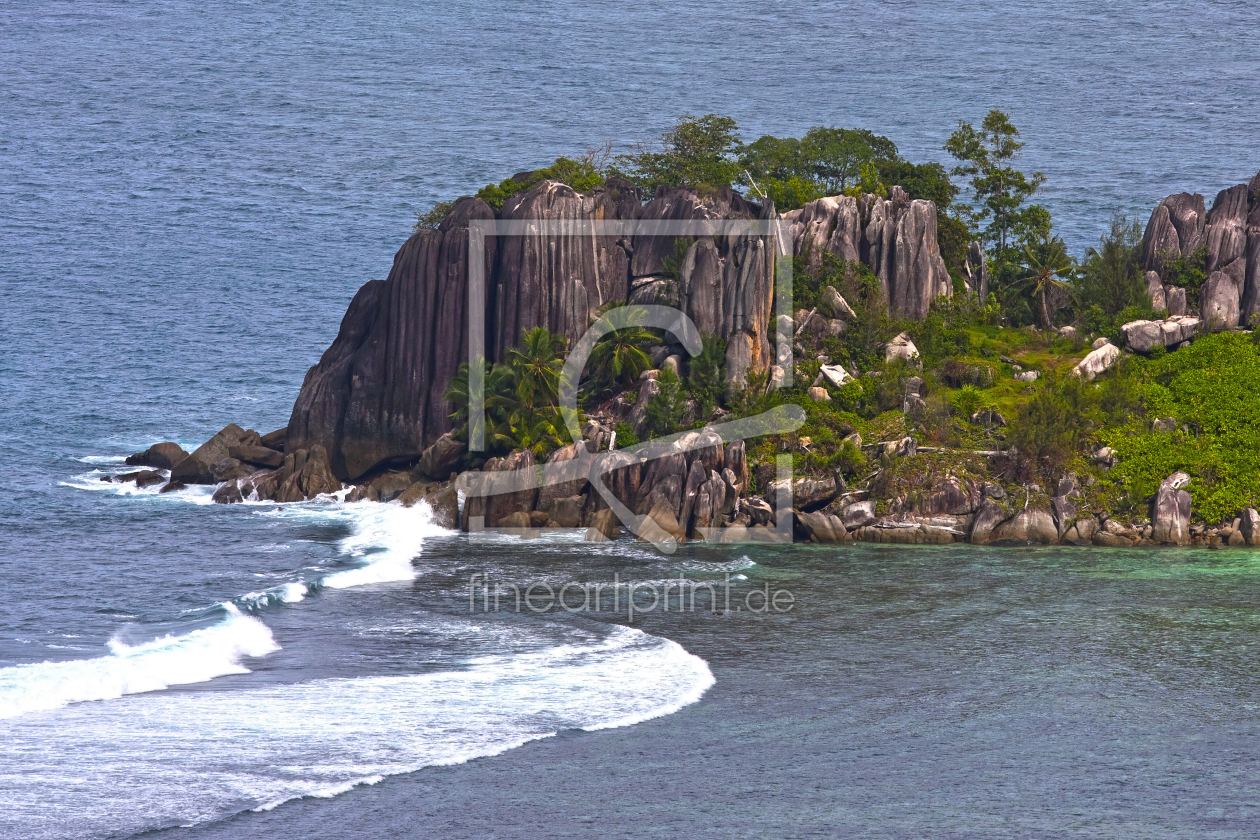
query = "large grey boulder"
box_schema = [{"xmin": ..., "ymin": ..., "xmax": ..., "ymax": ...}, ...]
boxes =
[
  {"xmin": 841, "ymin": 500, "xmax": 876, "ymax": 530},
  {"xmin": 1204, "ymin": 184, "xmax": 1250, "ymax": 280},
  {"xmin": 1073, "ymin": 341, "xmax": 1121, "ymax": 381},
  {"xmin": 989, "ymin": 508, "xmax": 1059, "ymax": 545},
  {"xmin": 632, "ymin": 187, "xmax": 776, "ymax": 385},
  {"xmin": 1151, "ymin": 471, "xmax": 1192, "ymax": 545},
  {"xmin": 884, "ymin": 332, "xmax": 919, "ymax": 363},
  {"xmin": 1145, "ymin": 271, "xmax": 1166, "ymax": 310},
  {"xmin": 1200, "ymin": 271, "xmax": 1241, "ymax": 330},
  {"xmin": 796, "ymin": 511, "xmax": 851, "ymax": 544},
  {"xmin": 789, "ymin": 195, "xmax": 862, "ymax": 268}
]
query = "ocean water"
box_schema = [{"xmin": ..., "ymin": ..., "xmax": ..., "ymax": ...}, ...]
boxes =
[{"xmin": 3, "ymin": 2, "xmax": 1260, "ymax": 838}]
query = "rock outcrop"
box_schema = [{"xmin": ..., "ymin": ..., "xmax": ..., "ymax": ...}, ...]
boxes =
[
  {"xmin": 1120, "ymin": 316, "xmax": 1200, "ymax": 353},
  {"xmin": 1141, "ymin": 173, "xmax": 1260, "ymax": 330},
  {"xmin": 784, "ymin": 188, "xmax": 951, "ymax": 320},
  {"xmin": 286, "ymin": 197, "xmax": 497, "ymax": 480},
  {"xmin": 1151, "ymin": 471, "xmax": 1192, "ymax": 546}
]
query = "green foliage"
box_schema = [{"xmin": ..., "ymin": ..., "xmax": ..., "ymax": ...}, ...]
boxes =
[
  {"xmin": 476, "ymin": 156, "xmax": 605, "ymax": 210},
  {"xmin": 684, "ymin": 332, "xmax": 726, "ymax": 416},
  {"xmin": 616, "ymin": 114, "xmax": 742, "ymax": 192},
  {"xmin": 445, "ymin": 327, "xmax": 577, "ymax": 457},
  {"xmin": 1161, "ymin": 245, "xmax": 1208, "ymax": 300},
  {"xmin": 1017, "ymin": 232, "xmax": 1075, "ymax": 329},
  {"xmin": 801, "ymin": 126, "xmax": 899, "ymax": 194},
  {"xmin": 908, "ymin": 301, "xmax": 973, "ymax": 369},
  {"xmin": 643, "ymin": 369, "xmax": 685, "ymax": 439},
  {"xmin": 588, "ymin": 305, "xmax": 656, "ymax": 389},
  {"xmin": 1105, "ymin": 333, "xmax": 1260, "ymax": 523},
  {"xmin": 873, "ymin": 159, "xmax": 958, "ymax": 208},
  {"xmin": 944, "ymin": 109, "xmax": 1047, "ymax": 259},
  {"xmin": 794, "ymin": 254, "xmax": 899, "ymax": 374},
  {"xmin": 953, "ymin": 385, "xmax": 983, "ymax": 419},
  {"xmin": 613, "ymin": 422, "xmax": 639, "ymax": 449},
  {"xmin": 414, "ymin": 200, "xmax": 454, "ymax": 231},
  {"xmin": 1073, "ymin": 211, "xmax": 1146, "ymax": 318}
]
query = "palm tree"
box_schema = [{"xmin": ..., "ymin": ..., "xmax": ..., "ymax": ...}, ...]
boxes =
[
  {"xmin": 589, "ymin": 307, "xmax": 656, "ymax": 389},
  {"xmin": 506, "ymin": 327, "xmax": 567, "ymax": 409},
  {"xmin": 1019, "ymin": 233, "xmax": 1075, "ymax": 330}
]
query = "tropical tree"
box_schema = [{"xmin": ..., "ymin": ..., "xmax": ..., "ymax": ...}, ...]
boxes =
[
  {"xmin": 589, "ymin": 317, "xmax": 656, "ymax": 389},
  {"xmin": 1074, "ymin": 212, "xmax": 1146, "ymax": 317},
  {"xmin": 1019, "ymin": 233, "xmax": 1075, "ymax": 329},
  {"xmin": 801, "ymin": 126, "xmax": 899, "ymax": 194},
  {"xmin": 616, "ymin": 114, "xmax": 742, "ymax": 192},
  {"xmin": 944, "ymin": 109, "xmax": 1047, "ymax": 259}
]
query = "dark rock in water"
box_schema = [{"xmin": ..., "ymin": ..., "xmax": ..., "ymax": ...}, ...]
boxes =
[
  {"xmin": 547, "ymin": 494, "xmax": 586, "ymax": 528},
  {"xmin": 228, "ymin": 445, "xmax": 284, "ymax": 468},
  {"xmin": 211, "ymin": 457, "xmax": 253, "ymax": 483},
  {"xmin": 125, "ymin": 442, "xmax": 188, "ymax": 470},
  {"xmin": 170, "ymin": 424, "xmax": 248, "ymax": 485},
  {"xmin": 491, "ymin": 180, "xmax": 629, "ymax": 363},
  {"xmin": 473, "ymin": 449, "xmax": 538, "ymax": 529},
  {"xmin": 259, "ymin": 427, "xmax": 287, "ymax": 451},
  {"xmin": 212, "ymin": 480, "xmax": 247, "ymax": 504},
  {"xmin": 159, "ymin": 480, "xmax": 187, "ymax": 494},
  {"xmin": 496, "ymin": 510, "xmax": 532, "ymax": 530},
  {"xmin": 424, "ymin": 483, "xmax": 460, "ymax": 529},
  {"xmin": 416, "ymin": 432, "xmax": 465, "ymax": 480},
  {"xmin": 369, "ymin": 471, "xmax": 414, "ymax": 503},
  {"xmin": 796, "ymin": 510, "xmax": 850, "ymax": 544},
  {"xmin": 585, "ymin": 507, "xmax": 619, "ymax": 541},
  {"xmin": 286, "ymin": 196, "xmax": 498, "ymax": 481},
  {"xmin": 110, "ymin": 470, "xmax": 166, "ymax": 488},
  {"xmin": 256, "ymin": 445, "xmax": 342, "ymax": 503},
  {"xmin": 586, "ymin": 450, "xmax": 641, "ymax": 513}
]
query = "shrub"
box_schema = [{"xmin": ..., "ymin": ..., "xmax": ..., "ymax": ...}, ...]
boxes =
[
  {"xmin": 414, "ymin": 201, "xmax": 453, "ymax": 231},
  {"xmin": 476, "ymin": 156, "xmax": 605, "ymax": 210}
]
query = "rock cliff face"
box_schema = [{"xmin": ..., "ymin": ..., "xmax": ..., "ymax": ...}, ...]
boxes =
[
  {"xmin": 491, "ymin": 180, "xmax": 629, "ymax": 362},
  {"xmin": 287, "ymin": 176, "xmax": 950, "ymax": 479},
  {"xmin": 629, "ymin": 186, "xmax": 776, "ymax": 385},
  {"xmin": 286, "ymin": 197, "xmax": 497, "ymax": 480},
  {"xmin": 784, "ymin": 186, "xmax": 951, "ymax": 320},
  {"xmin": 1142, "ymin": 172, "xmax": 1260, "ymax": 331}
]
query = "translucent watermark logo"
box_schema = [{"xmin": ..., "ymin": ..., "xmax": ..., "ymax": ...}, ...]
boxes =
[
  {"xmin": 458, "ymin": 217, "xmax": 804, "ymax": 553},
  {"xmin": 467, "ymin": 573, "xmax": 795, "ymax": 620}
]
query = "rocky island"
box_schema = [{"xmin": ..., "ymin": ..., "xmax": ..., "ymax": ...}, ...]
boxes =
[{"xmin": 112, "ymin": 114, "xmax": 1260, "ymax": 549}]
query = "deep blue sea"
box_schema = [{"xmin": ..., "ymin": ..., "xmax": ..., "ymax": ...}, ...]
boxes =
[{"xmin": 3, "ymin": 2, "xmax": 1260, "ymax": 838}]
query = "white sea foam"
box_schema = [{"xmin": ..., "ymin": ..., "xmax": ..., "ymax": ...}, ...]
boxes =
[
  {"xmin": 0, "ymin": 622, "xmax": 713, "ymax": 839},
  {"xmin": 320, "ymin": 500, "xmax": 452, "ymax": 589},
  {"xmin": 0, "ymin": 605, "xmax": 279, "ymax": 720}
]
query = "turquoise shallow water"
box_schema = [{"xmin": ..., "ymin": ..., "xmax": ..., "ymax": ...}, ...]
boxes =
[{"xmin": 2, "ymin": 1, "xmax": 1260, "ymax": 837}]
